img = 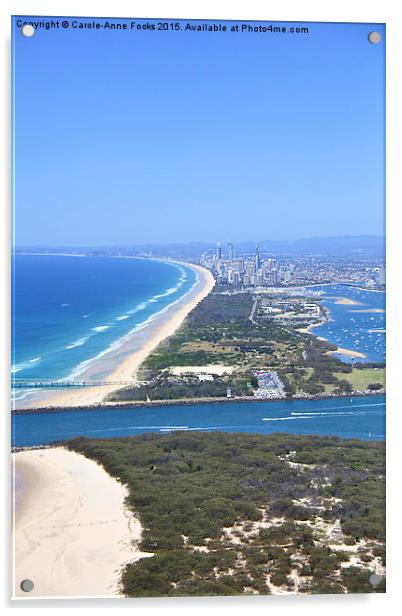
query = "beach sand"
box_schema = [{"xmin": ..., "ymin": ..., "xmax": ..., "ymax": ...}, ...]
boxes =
[
  {"xmin": 298, "ymin": 325, "xmax": 366, "ymax": 359},
  {"xmin": 297, "ymin": 322, "xmax": 325, "ymax": 334},
  {"xmin": 325, "ymin": 347, "xmax": 366, "ymax": 359},
  {"xmin": 12, "ymin": 447, "xmax": 152, "ymax": 598},
  {"xmin": 16, "ymin": 263, "xmax": 215, "ymax": 410}
]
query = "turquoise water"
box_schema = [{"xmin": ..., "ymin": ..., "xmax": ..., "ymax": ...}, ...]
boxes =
[
  {"xmin": 12, "ymin": 396, "xmax": 385, "ymax": 447},
  {"xmin": 11, "ymin": 259, "xmax": 386, "ymax": 446},
  {"xmin": 12, "ymin": 255, "xmax": 197, "ymax": 399},
  {"xmin": 313, "ymin": 285, "xmax": 385, "ymax": 363}
]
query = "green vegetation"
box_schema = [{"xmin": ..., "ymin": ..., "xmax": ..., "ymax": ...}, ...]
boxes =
[
  {"xmin": 323, "ymin": 369, "xmax": 385, "ymax": 394},
  {"xmin": 108, "ymin": 378, "xmax": 230, "ymax": 402},
  {"xmin": 67, "ymin": 432, "xmax": 385, "ymax": 597},
  {"xmin": 140, "ymin": 292, "xmax": 310, "ymax": 373},
  {"xmin": 277, "ymin": 350, "xmax": 384, "ymax": 397},
  {"xmin": 108, "ymin": 291, "xmax": 385, "ymax": 403}
]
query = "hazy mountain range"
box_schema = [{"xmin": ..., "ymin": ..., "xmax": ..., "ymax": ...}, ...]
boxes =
[{"xmin": 16, "ymin": 235, "xmax": 384, "ymax": 260}]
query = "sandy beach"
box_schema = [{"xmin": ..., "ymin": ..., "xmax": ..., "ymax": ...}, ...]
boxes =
[
  {"xmin": 325, "ymin": 347, "xmax": 366, "ymax": 359},
  {"xmin": 298, "ymin": 323, "xmax": 366, "ymax": 359},
  {"xmin": 12, "ymin": 447, "xmax": 152, "ymax": 598},
  {"xmin": 16, "ymin": 262, "xmax": 215, "ymax": 410},
  {"xmin": 297, "ymin": 321, "xmax": 325, "ymax": 335}
]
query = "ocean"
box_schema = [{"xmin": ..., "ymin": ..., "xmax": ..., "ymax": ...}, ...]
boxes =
[
  {"xmin": 11, "ymin": 257, "xmax": 386, "ymax": 446},
  {"xmin": 12, "ymin": 395, "xmax": 385, "ymax": 447},
  {"xmin": 12, "ymin": 255, "xmax": 197, "ymax": 401}
]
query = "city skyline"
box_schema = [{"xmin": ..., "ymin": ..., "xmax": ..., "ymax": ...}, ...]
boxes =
[
  {"xmin": 200, "ymin": 240, "xmax": 385, "ymax": 288},
  {"xmin": 13, "ymin": 17, "xmax": 385, "ymax": 246}
]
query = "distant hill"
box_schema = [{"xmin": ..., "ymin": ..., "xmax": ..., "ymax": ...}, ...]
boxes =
[
  {"xmin": 257, "ymin": 235, "xmax": 385, "ymax": 257},
  {"xmin": 15, "ymin": 235, "xmax": 384, "ymax": 260}
]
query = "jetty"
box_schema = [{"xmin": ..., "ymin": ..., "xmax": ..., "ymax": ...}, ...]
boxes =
[{"xmin": 12, "ymin": 379, "xmax": 134, "ymax": 389}]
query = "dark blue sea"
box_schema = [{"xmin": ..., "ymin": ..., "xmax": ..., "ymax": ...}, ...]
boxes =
[
  {"xmin": 12, "ymin": 396, "xmax": 385, "ymax": 447},
  {"xmin": 12, "ymin": 255, "xmax": 197, "ymax": 400}
]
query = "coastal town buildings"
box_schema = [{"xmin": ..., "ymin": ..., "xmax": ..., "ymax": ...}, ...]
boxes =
[{"xmin": 200, "ymin": 242, "xmax": 386, "ymax": 290}]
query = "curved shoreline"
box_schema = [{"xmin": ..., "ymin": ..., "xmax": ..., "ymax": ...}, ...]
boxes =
[
  {"xmin": 14, "ymin": 261, "xmax": 215, "ymax": 410},
  {"xmin": 12, "ymin": 447, "xmax": 152, "ymax": 598},
  {"xmin": 297, "ymin": 296, "xmax": 370, "ymax": 360}
]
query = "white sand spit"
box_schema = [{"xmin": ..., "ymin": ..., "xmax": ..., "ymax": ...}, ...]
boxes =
[{"xmin": 12, "ymin": 447, "xmax": 152, "ymax": 598}]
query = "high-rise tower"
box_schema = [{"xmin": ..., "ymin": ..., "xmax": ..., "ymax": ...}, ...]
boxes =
[{"xmin": 255, "ymin": 245, "xmax": 261, "ymax": 270}]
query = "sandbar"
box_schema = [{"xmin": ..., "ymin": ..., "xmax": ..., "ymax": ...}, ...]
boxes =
[
  {"xmin": 325, "ymin": 347, "xmax": 366, "ymax": 359},
  {"xmin": 334, "ymin": 297, "xmax": 362, "ymax": 306}
]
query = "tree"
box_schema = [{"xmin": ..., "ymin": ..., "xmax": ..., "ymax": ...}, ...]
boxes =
[
  {"xmin": 367, "ymin": 383, "xmax": 383, "ymax": 391},
  {"xmin": 334, "ymin": 379, "xmax": 353, "ymax": 394}
]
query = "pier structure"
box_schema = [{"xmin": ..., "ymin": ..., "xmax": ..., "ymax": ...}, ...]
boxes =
[{"xmin": 12, "ymin": 379, "xmax": 135, "ymax": 389}]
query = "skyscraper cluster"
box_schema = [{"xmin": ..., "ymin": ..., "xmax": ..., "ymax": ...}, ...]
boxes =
[{"xmin": 201, "ymin": 242, "xmax": 293, "ymax": 288}]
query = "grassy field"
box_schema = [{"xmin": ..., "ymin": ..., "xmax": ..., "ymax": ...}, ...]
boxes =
[
  {"xmin": 337, "ymin": 368, "xmax": 385, "ymax": 390},
  {"xmin": 322, "ymin": 369, "xmax": 385, "ymax": 394},
  {"xmin": 109, "ymin": 291, "xmax": 384, "ymax": 403},
  {"xmin": 289, "ymin": 367, "xmax": 385, "ymax": 395}
]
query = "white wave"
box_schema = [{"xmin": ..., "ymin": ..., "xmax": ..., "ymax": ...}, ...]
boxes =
[
  {"xmin": 61, "ymin": 303, "xmax": 71, "ymax": 307},
  {"xmin": 83, "ymin": 314, "xmax": 89, "ymax": 318},
  {"xmin": 153, "ymin": 285, "xmax": 181, "ymax": 301},
  {"xmin": 290, "ymin": 403, "xmax": 385, "ymax": 413},
  {"xmin": 65, "ymin": 264, "xmax": 200, "ymax": 381},
  {"xmin": 65, "ymin": 337, "xmax": 89, "ymax": 350},
  {"xmin": 262, "ymin": 407, "xmax": 382, "ymax": 422},
  {"xmin": 262, "ymin": 416, "xmax": 309, "ymax": 422},
  {"xmin": 66, "ymin": 315, "xmax": 163, "ymax": 380},
  {"xmin": 86, "ymin": 425, "xmax": 190, "ymax": 434},
  {"xmin": 127, "ymin": 302, "xmax": 147, "ymax": 313},
  {"xmin": 73, "ymin": 425, "xmax": 227, "ymax": 436},
  {"xmin": 291, "ymin": 411, "xmax": 366, "ymax": 417},
  {"xmin": 116, "ymin": 315, "xmax": 129, "ymax": 321},
  {"xmin": 91, "ymin": 325, "xmax": 110, "ymax": 333},
  {"xmin": 11, "ymin": 388, "xmax": 39, "ymax": 401},
  {"xmin": 12, "ymin": 356, "xmax": 42, "ymax": 373}
]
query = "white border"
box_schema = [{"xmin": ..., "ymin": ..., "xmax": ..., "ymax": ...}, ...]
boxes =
[{"xmin": 1, "ymin": 0, "xmax": 401, "ymax": 613}]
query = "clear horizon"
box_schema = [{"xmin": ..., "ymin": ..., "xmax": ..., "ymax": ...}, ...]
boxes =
[{"xmin": 13, "ymin": 17, "xmax": 385, "ymax": 246}]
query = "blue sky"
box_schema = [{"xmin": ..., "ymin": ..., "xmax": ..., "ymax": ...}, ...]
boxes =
[{"xmin": 12, "ymin": 17, "xmax": 385, "ymax": 246}]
